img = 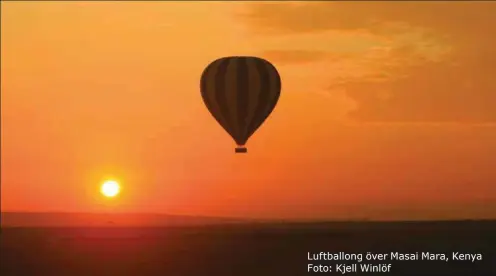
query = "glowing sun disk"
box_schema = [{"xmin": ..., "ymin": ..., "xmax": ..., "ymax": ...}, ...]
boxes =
[{"xmin": 101, "ymin": 180, "xmax": 120, "ymax": 198}]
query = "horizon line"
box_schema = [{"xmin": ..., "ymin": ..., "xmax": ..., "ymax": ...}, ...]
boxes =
[{"xmin": 2, "ymin": 211, "xmax": 495, "ymax": 223}]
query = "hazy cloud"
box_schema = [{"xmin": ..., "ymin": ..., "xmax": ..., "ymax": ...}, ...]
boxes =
[
  {"xmin": 261, "ymin": 50, "xmax": 330, "ymax": 64},
  {"xmin": 242, "ymin": 2, "xmax": 496, "ymax": 123}
]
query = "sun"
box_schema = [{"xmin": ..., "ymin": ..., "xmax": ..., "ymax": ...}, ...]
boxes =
[{"xmin": 100, "ymin": 180, "xmax": 120, "ymax": 198}]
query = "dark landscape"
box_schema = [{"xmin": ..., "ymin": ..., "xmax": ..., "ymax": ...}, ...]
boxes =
[{"xmin": 1, "ymin": 214, "xmax": 495, "ymax": 276}]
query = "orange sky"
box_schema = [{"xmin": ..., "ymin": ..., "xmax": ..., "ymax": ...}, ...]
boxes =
[{"xmin": 2, "ymin": 1, "xmax": 496, "ymax": 220}]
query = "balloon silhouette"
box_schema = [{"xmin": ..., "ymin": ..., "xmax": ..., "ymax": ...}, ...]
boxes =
[{"xmin": 200, "ymin": 56, "xmax": 281, "ymax": 153}]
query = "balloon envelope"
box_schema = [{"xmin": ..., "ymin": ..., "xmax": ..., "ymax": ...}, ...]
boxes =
[{"xmin": 200, "ymin": 56, "xmax": 281, "ymax": 153}]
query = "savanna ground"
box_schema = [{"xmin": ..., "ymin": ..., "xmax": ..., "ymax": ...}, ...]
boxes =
[{"xmin": 1, "ymin": 221, "xmax": 495, "ymax": 276}]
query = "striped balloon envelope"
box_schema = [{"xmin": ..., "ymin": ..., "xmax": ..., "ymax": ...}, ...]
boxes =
[{"xmin": 200, "ymin": 56, "xmax": 281, "ymax": 153}]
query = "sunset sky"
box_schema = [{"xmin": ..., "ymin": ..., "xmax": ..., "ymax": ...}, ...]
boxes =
[{"xmin": 2, "ymin": 1, "xmax": 496, "ymax": 220}]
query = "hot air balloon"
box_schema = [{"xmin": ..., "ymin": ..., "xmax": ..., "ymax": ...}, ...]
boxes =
[{"xmin": 200, "ymin": 56, "xmax": 281, "ymax": 153}]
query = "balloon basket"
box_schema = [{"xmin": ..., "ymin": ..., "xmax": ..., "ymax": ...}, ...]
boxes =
[{"xmin": 235, "ymin": 147, "xmax": 247, "ymax": 153}]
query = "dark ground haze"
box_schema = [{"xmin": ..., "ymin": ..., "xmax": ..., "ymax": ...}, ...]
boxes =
[{"xmin": 1, "ymin": 221, "xmax": 495, "ymax": 276}]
